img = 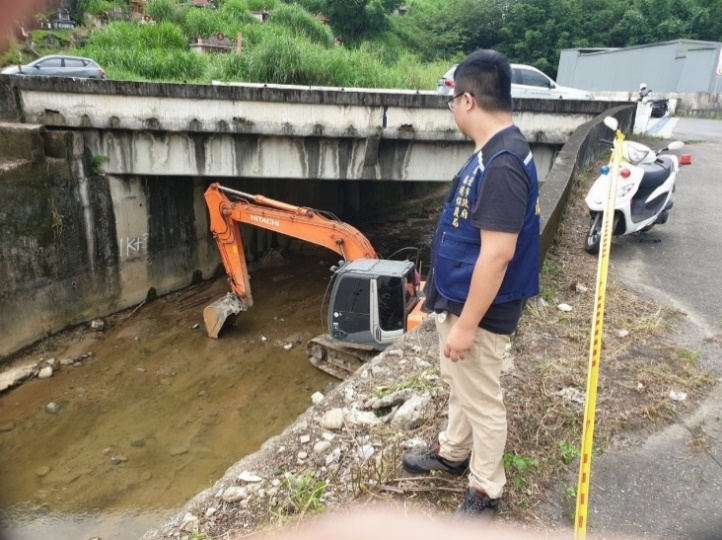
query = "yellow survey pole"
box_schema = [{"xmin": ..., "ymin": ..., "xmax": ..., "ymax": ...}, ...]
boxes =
[{"xmin": 574, "ymin": 126, "xmax": 625, "ymax": 540}]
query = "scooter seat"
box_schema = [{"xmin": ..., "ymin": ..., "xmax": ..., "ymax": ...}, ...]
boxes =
[{"xmin": 639, "ymin": 156, "xmax": 673, "ymax": 189}]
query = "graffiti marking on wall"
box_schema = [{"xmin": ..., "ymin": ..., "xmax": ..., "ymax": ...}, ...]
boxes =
[{"xmin": 120, "ymin": 233, "xmax": 149, "ymax": 258}]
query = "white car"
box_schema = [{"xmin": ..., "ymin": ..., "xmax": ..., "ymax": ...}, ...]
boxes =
[{"xmin": 436, "ymin": 63, "xmax": 594, "ymax": 100}]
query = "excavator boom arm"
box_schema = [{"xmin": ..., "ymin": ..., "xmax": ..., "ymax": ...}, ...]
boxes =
[{"xmin": 205, "ymin": 182, "xmax": 378, "ymax": 307}]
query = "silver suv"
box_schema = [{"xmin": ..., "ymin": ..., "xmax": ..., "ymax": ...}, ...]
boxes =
[
  {"xmin": 1, "ymin": 55, "xmax": 106, "ymax": 79},
  {"xmin": 436, "ymin": 63, "xmax": 593, "ymax": 100}
]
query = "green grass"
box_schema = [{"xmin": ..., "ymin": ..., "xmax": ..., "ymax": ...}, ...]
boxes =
[
  {"xmin": 271, "ymin": 471, "xmax": 327, "ymax": 521},
  {"xmin": 559, "ymin": 439, "xmax": 579, "ymax": 465},
  {"xmin": 503, "ymin": 452, "xmax": 539, "ymax": 489},
  {"xmin": 32, "ymin": 29, "xmax": 75, "ymax": 44},
  {"xmin": 89, "ymin": 154, "xmax": 108, "ymax": 175},
  {"xmin": 677, "ymin": 347, "xmax": 701, "ymax": 365}
]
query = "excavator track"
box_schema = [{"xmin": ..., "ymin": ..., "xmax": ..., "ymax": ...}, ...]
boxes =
[{"xmin": 306, "ymin": 335, "xmax": 378, "ymax": 380}]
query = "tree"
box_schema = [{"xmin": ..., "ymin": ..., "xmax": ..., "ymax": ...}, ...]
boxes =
[
  {"xmin": 608, "ymin": 9, "xmax": 651, "ymax": 46},
  {"xmin": 321, "ymin": 0, "xmax": 403, "ymax": 41}
]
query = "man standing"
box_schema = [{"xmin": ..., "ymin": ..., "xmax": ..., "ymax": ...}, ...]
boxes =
[{"xmin": 402, "ymin": 50, "xmax": 540, "ymax": 518}]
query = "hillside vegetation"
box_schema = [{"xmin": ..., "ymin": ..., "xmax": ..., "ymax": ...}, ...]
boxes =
[{"xmin": 4, "ymin": 0, "xmax": 722, "ymax": 88}]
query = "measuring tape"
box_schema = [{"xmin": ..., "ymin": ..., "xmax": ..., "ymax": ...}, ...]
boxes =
[{"xmin": 574, "ymin": 127, "xmax": 625, "ymax": 540}]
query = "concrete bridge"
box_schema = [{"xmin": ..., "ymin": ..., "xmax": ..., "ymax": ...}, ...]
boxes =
[
  {"xmin": 0, "ymin": 75, "xmax": 631, "ymax": 358},
  {"xmin": 2, "ymin": 77, "xmax": 620, "ymax": 182}
]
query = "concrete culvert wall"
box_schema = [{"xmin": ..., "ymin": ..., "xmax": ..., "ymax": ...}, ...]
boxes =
[{"xmin": 0, "ymin": 125, "xmax": 220, "ymax": 359}]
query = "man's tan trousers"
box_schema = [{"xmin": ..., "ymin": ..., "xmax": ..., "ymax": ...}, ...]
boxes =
[{"xmin": 436, "ymin": 313, "xmax": 510, "ymax": 499}]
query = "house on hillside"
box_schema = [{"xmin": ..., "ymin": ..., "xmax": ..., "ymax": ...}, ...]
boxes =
[
  {"xmin": 38, "ymin": 8, "xmax": 76, "ymax": 30},
  {"xmin": 190, "ymin": 0, "xmax": 215, "ymax": 8},
  {"xmin": 558, "ymin": 40, "xmax": 722, "ymax": 94},
  {"xmin": 131, "ymin": 0, "xmax": 147, "ymax": 16},
  {"xmin": 190, "ymin": 32, "xmax": 241, "ymax": 54},
  {"xmin": 250, "ymin": 9, "xmax": 270, "ymax": 23}
]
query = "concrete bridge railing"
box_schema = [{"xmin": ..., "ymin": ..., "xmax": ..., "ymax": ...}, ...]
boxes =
[{"xmin": 1, "ymin": 76, "xmax": 628, "ymax": 182}]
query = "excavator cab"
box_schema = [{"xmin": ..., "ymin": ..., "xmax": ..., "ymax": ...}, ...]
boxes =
[{"xmin": 307, "ymin": 258, "xmax": 423, "ymax": 378}]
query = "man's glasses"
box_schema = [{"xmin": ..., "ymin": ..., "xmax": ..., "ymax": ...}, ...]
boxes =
[{"xmin": 447, "ymin": 91, "xmax": 474, "ymax": 111}]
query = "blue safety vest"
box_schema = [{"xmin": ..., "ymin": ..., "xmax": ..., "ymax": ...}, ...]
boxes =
[{"xmin": 433, "ymin": 128, "xmax": 540, "ymax": 305}]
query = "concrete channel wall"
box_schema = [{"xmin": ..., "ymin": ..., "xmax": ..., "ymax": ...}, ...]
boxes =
[{"xmin": 0, "ymin": 124, "xmax": 219, "ymax": 359}]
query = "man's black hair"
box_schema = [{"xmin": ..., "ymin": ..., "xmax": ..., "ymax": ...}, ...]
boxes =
[{"xmin": 454, "ymin": 50, "xmax": 512, "ymax": 113}]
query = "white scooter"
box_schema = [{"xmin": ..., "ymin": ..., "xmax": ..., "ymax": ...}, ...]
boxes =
[{"xmin": 584, "ymin": 117, "xmax": 684, "ymax": 254}]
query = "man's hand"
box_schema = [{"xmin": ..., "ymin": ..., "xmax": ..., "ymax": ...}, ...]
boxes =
[
  {"xmin": 443, "ymin": 229, "xmax": 518, "ymax": 362},
  {"xmin": 443, "ymin": 319, "xmax": 476, "ymax": 362}
]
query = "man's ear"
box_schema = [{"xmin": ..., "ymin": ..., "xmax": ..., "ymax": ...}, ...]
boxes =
[{"xmin": 463, "ymin": 92, "xmax": 476, "ymax": 112}]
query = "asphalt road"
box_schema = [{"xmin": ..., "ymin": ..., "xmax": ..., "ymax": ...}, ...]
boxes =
[
  {"xmin": 586, "ymin": 118, "xmax": 722, "ymax": 540},
  {"xmin": 608, "ymin": 118, "xmax": 722, "ymax": 332}
]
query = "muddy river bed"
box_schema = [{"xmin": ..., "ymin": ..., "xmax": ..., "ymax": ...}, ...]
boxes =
[{"xmin": 0, "ymin": 202, "xmax": 439, "ymax": 540}]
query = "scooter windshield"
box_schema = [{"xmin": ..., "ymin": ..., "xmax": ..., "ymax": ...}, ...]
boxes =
[{"xmin": 624, "ymin": 142, "xmax": 651, "ymax": 165}]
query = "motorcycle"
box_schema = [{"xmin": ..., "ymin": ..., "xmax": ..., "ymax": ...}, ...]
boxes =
[
  {"xmin": 638, "ymin": 83, "xmax": 669, "ymax": 118},
  {"xmin": 584, "ymin": 117, "xmax": 684, "ymax": 255}
]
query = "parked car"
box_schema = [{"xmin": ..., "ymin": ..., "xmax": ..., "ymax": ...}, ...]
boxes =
[
  {"xmin": 1, "ymin": 55, "xmax": 106, "ymax": 79},
  {"xmin": 436, "ymin": 63, "xmax": 594, "ymax": 100}
]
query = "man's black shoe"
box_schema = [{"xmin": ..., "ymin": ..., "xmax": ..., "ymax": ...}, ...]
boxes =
[
  {"xmin": 455, "ymin": 487, "xmax": 499, "ymax": 519},
  {"xmin": 402, "ymin": 441, "xmax": 470, "ymax": 476}
]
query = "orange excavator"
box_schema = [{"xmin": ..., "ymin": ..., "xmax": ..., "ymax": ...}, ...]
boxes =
[{"xmin": 203, "ymin": 182, "xmax": 426, "ymax": 378}]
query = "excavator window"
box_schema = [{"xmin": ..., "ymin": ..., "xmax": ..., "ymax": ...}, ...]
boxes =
[
  {"xmin": 334, "ymin": 277, "xmax": 371, "ymax": 315},
  {"xmin": 403, "ymin": 268, "xmax": 418, "ymax": 307},
  {"xmin": 377, "ymin": 276, "xmax": 404, "ymax": 332},
  {"xmin": 332, "ymin": 277, "xmax": 371, "ymax": 338}
]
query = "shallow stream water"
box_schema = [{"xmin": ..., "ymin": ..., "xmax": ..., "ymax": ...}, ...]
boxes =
[
  {"xmin": 0, "ymin": 198, "xmax": 440, "ymax": 540},
  {"xmin": 0, "ymin": 258, "xmax": 337, "ymax": 539}
]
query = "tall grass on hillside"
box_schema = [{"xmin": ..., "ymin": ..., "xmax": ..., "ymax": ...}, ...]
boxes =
[
  {"xmin": 241, "ymin": 0, "xmax": 280, "ymax": 10},
  {"xmin": 180, "ymin": 5, "xmax": 256, "ymax": 39},
  {"xmin": 281, "ymin": 0, "xmax": 322, "ymax": 13},
  {"xmin": 237, "ymin": 30, "xmax": 443, "ymax": 89},
  {"xmin": 87, "ymin": 21, "xmax": 187, "ymax": 50},
  {"xmin": 64, "ymin": 8, "xmax": 444, "ymax": 89},
  {"xmin": 146, "ymin": 0, "xmax": 178, "ymax": 23},
  {"xmin": 78, "ymin": 22, "xmax": 206, "ymax": 81},
  {"xmin": 267, "ymin": 3, "xmax": 334, "ymax": 47}
]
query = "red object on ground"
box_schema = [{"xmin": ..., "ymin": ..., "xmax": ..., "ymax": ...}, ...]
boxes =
[{"xmin": 680, "ymin": 154, "xmax": 692, "ymax": 165}]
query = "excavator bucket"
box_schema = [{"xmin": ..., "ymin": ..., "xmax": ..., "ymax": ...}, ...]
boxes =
[{"xmin": 203, "ymin": 293, "xmax": 247, "ymax": 339}]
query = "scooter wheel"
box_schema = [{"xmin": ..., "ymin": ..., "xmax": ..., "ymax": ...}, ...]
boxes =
[{"xmin": 585, "ymin": 215, "xmax": 601, "ymax": 255}]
